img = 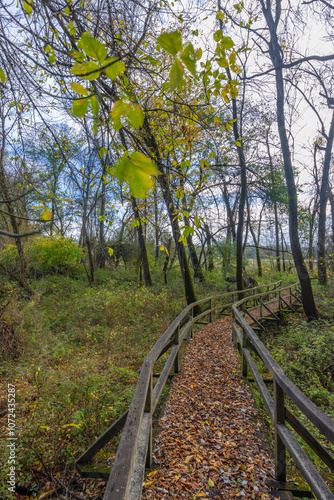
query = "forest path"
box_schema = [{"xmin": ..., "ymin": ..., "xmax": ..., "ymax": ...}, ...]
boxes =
[{"xmin": 141, "ymin": 316, "xmax": 278, "ymax": 500}]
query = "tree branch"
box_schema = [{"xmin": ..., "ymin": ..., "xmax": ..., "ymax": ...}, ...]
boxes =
[{"xmin": 0, "ymin": 228, "xmax": 41, "ymax": 238}]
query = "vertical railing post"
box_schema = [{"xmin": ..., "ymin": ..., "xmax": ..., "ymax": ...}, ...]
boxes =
[
  {"xmin": 190, "ymin": 307, "xmax": 193, "ymax": 339},
  {"xmin": 274, "ymin": 380, "xmax": 286, "ymax": 482},
  {"xmin": 260, "ymin": 295, "xmax": 263, "ymax": 318},
  {"xmin": 145, "ymin": 372, "xmax": 153, "ymax": 468},
  {"xmin": 279, "ymin": 290, "xmax": 282, "ymax": 311},
  {"xmin": 174, "ymin": 325, "xmax": 179, "ymax": 374},
  {"xmin": 241, "ymin": 324, "xmax": 248, "ymax": 377},
  {"xmin": 232, "ymin": 313, "xmax": 237, "ymax": 349},
  {"xmin": 209, "ymin": 298, "xmax": 212, "ymax": 323}
]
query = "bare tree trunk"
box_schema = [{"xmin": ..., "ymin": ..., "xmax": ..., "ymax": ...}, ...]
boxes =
[
  {"xmin": 86, "ymin": 236, "xmax": 95, "ymax": 284},
  {"xmin": 204, "ymin": 224, "xmax": 214, "ymax": 271},
  {"xmin": 163, "ymin": 236, "xmax": 172, "ymax": 284},
  {"xmin": 261, "ymin": 0, "xmax": 318, "ymax": 319},
  {"xmin": 154, "ymin": 185, "xmax": 159, "ymax": 261},
  {"xmin": 97, "ymin": 166, "xmax": 107, "ymax": 268},
  {"xmin": 132, "ymin": 197, "xmax": 152, "ymax": 287},
  {"xmin": 327, "ymin": 186, "xmax": 334, "ymax": 258},
  {"xmin": 318, "ymin": 111, "xmax": 334, "ymax": 285},
  {"xmin": 222, "ymin": 182, "xmax": 237, "ymax": 242},
  {"xmin": 247, "ymin": 200, "xmax": 262, "ymax": 277},
  {"xmin": 281, "ymin": 226, "xmax": 286, "ymax": 272},
  {"xmin": 142, "ymin": 117, "xmax": 198, "ymax": 307},
  {"xmin": 0, "ymin": 119, "xmax": 27, "ymax": 279}
]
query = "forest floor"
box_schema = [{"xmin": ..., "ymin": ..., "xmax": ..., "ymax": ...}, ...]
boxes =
[{"xmin": 141, "ymin": 317, "xmax": 277, "ymax": 500}]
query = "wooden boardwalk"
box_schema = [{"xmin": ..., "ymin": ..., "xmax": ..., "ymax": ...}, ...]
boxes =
[{"xmin": 141, "ymin": 316, "xmax": 278, "ymax": 499}]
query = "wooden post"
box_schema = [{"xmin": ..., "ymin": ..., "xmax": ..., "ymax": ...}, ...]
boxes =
[
  {"xmin": 209, "ymin": 298, "xmax": 212, "ymax": 323},
  {"xmin": 174, "ymin": 325, "xmax": 179, "ymax": 374},
  {"xmin": 274, "ymin": 380, "xmax": 286, "ymax": 482},
  {"xmin": 145, "ymin": 372, "xmax": 153, "ymax": 468},
  {"xmin": 279, "ymin": 290, "xmax": 282, "ymax": 311},
  {"xmin": 260, "ymin": 296, "xmax": 263, "ymax": 318},
  {"xmin": 232, "ymin": 311, "xmax": 235, "ymax": 343},
  {"xmin": 190, "ymin": 308, "xmax": 193, "ymax": 339},
  {"xmin": 242, "ymin": 325, "xmax": 248, "ymax": 377}
]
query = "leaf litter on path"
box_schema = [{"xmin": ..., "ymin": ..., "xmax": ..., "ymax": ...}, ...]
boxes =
[{"xmin": 142, "ymin": 317, "xmax": 277, "ymax": 499}]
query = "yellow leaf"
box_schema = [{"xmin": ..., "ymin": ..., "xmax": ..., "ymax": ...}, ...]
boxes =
[
  {"xmin": 108, "ymin": 247, "xmax": 114, "ymax": 257},
  {"xmin": 208, "ymin": 478, "xmax": 215, "ymax": 487},
  {"xmin": 70, "ymin": 82, "xmax": 89, "ymax": 96},
  {"xmin": 41, "ymin": 208, "xmax": 52, "ymax": 221},
  {"xmin": 144, "ymin": 480, "xmax": 155, "ymax": 486},
  {"xmin": 147, "ymin": 470, "xmax": 158, "ymax": 477}
]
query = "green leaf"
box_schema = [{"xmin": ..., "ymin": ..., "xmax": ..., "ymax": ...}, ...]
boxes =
[
  {"xmin": 110, "ymin": 100, "xmax": 130, "ymax": 130},
  {"xmin": 183, "ymin": 226, "xmax": 194, "ymax": 238},
  {"xmin": 216, "ymin": 11, "xmax": 224, "ymax": 20},
  {"xmin": 180, "ymin": 43, "xmax": 196, "ymax": 77},
  {"xmin": 214, "ymin": 29, "xmax": 223, "ymax": 42},
  {"xmin": 110, "ymin": 100, "xmax": 144, "ymax": 130},
  {"xmin": 70, "ymin": 61, "xmax": 101, "ymax": 81},
  {"xmin": 104, "ymin": 58, "xmax": 126, "ymax": 80},
  {"xmin": 69, "ymin": 49, "xmax": 85, "ymax": 62},
  {"xmin": 78, "ymin": 32, "xmax": 107, "ymax": 63},
  {"xmin": 72, "ymin": 98, "xmax": 89, "ymax": 117},
  {"xmin": 221, "ymin": 36, "xmax": 235, "ymax": 49},
  {"xmin": 99, "ymin": 147, "xmax": 108, "ymax": 159},
  {"xmin": 130, "ymin": 219, "xmax": 140, "ymax": 228},
  {"xmin": 70, "ymin": 82, "xmax": 89, "ymax": 96},
  {"xmin": 113, "ymin": 151, "xmax": 157, "ymax": 198},
  {"xmin": 61, "ymin": 198, "xmax": 72, "ymax": 202},
  {"xmin": 217, "ymin": 58, "xmax": 229, "ymax": 68},
  {"xmin": 23, "ymin": 0, "xmax": 33, "ymax": 16},
  {"xmin": 90, "ymin": 95, "xmax": 100, "ymax": 117},
  {"xmin": 157, "ymin": 31, "xmax": 182, "ymax": 56},
  {"xmin": 196, "ymin": 48, "xmax": 203, "ymax": 60},
  {"xmin": 108, "ymin": 247, "xmax": 114, "ymax": 256},
  {"xmin": 194, "ymin": 215, "xmax": 201, "ymax": 228},
  {"xmin": 0, "ymin": 69, "xmax": 6, "ymax": 84},
  {"xmin": 92, "ymin": 119, "xmax": 99, "ymax": 135},
  {"xmin": 128, "ymin": 103, "xmax": 144, "ymax": 129},
  {"xmin": 169, "ymin": 58, "xmax": 184, "ymax": 91}
]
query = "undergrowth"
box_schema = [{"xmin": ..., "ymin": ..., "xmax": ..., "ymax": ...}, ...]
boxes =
[
  {"xmin": 0, "ymin": 264, "xmax": 298, "ymax": 499},
  {"xmin": 255, "ymin": 280, "xmax": 334, "ymax": 492}
]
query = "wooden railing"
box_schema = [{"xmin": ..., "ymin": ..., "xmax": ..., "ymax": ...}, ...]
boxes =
[
  {"xmin": 77, "ymin": 279, "xmax": 334, "ymax": 499},
  {"xmin": 232, "ymin": 283, "xmax": 334, "ymax": 499},
  {"xmin": 76, "ymin": 280, "xmax": 282, "ymax": 499}
]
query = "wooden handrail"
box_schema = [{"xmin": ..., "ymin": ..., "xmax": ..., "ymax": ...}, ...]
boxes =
[
  {"xmin": 99, "ymin": 280, "xmax": 282, "ymax": 499},
  {"xmin": 77, "ymin": 280, "xmax": 306, "ymax": 499},
  {"xmin": 232, "ymin": 284, "xmax": 334, "ymax": 499}
]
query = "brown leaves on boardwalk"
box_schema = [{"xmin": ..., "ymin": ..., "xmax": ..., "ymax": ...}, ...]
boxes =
[{"xmin": 142, "ymin": 317, "xmax": 276, "ymax": 499}]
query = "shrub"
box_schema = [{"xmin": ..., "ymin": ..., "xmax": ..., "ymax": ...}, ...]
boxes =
[
  {"xmin": 27, "ymin": 237, "xmax": 83, "ymax": 276},
  {"xmin": 0, "ymin": 244, "xmax": 20, "ymax": 270},
  {"xmin": 0, "ymin": 237, "xmax": 83, "ymax": 277}
]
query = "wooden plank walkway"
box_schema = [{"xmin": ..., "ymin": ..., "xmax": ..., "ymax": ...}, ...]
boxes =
[{"xmin": 141, "ymin": 316, "xmax": 279, "ymax": 499}]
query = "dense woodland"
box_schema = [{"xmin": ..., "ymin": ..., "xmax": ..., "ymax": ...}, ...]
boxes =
[{"xmin": 0, "ymin": 0, "xmax": 334, "ymax": 498}]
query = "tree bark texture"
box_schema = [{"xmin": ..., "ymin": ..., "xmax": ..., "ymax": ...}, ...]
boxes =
[
  {"xmin": 261, "ymin": 0, "xmax": 318, "ymax": 319},
  {"xmin": 132, "ymin": 197, "xmax": 152, "ymax": 287},
  {"xmin": 317, "ymin": 111, "xmax": 334, "ymax": 285}
]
